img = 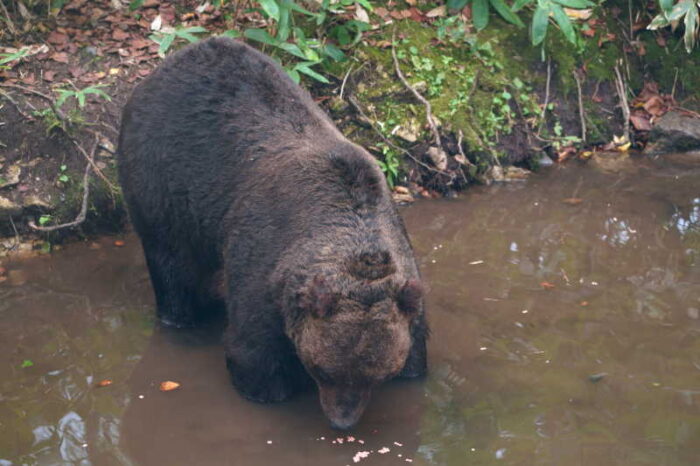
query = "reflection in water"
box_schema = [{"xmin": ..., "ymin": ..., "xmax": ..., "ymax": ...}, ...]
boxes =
[{"xmin": 1, "ymin": 160, "xmax": 698, "ymax": 465}]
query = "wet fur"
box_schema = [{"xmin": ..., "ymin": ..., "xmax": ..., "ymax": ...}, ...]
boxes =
[{"xmin": 118, "ymin": 38, "xmax": 428, "ymax": 405}]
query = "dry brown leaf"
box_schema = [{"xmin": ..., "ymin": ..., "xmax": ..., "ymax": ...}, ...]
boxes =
[
  {"xmin": 96, "ymin": 379, "xmax": 113, "ymax": 387},
  {"xmin": 540, "ymin": 282, "xmax": 556, "ymax": 290},
  {"xmin": 114, "ymin": 240, "xmax": 125, "ymax": 247},
  {"xmin": 159, "ymin": 380, "xmax": 180, "ymax": 391},
  {"xmin": 47, "ymin": 31, "xmax": 68, "ymax": 45},
  {"xmin": 562, "ymin": 198, "xmax": 583, "ymax": 205},
  {"xmin": 630, "ymin": 114, "xmax": 652, "ymax": 131}
]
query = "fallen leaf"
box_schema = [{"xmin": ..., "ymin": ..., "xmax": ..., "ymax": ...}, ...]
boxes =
[
  {"xmin": 580, "ymin": 301, "xmax": 589, "ymax": 306},
  {"xmin": 109, "ymin": 67, "xmax": 120, "ymax": 75},
  {"xmin": 355, "ymin": 5, "xmax": 369, "ymax": 23},
  {"xmin": 159, "ymin": 380, "xmax": 180, "ymax": 391},
  {"xmin": 630, "ymin": 114, "xmax": 652, "ymax": 131},
  {"xmin": 616, "ymin": 142, "xmax": 631, "ymax": 152},
  {"xmin": 565, "ymin": 8, "xmax": 592, "ymax": 20},
  {"xmin": 150, "ymin": 14, "xmax": 163, "ymax": 31},
  {"xmin": 51, "ymin": 52, "xmax": 69, "ymax": 63},
  {"xmin": 540, "ymin": 281, "xmax": 556, "ymax": 290},
  {"xmin": 114, "ymin": 240, "xmax": 125, "ymax": 247},
  {"xmin": 588, "ymin": 372, "xmax": 607, "ymax": 383},
  {"xmin": 43, "ymin": 70, "xmax": 55, "ymax": 81},
  {"xmin": 112, "ymin": 28, "xmax": 129, "ymax": 41},
  {"xmin": 96, "ymin": 379, "xmax": 113, "ymax": 387},
  {"xmin": 47, "ymin": 31, "xmax": 68, "ymax": 45},
  {"xmin": 643, "ymin": 95, "xmax": 666, "ymax": 117},
  {"xmin": 562, "ymin": 198, "xmax": 583, "ymax": 205}
]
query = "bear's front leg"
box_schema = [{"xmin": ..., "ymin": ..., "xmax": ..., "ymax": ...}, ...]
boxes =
[
  {"xmin": 224, "ymin": 321, "xmax": 310, "ymax": 403},
  {"xmin": 398, "ymin": 314, "xmax": 428, "ymax": 379}
]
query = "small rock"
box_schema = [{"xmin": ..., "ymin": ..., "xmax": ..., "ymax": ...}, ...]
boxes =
[
  {"xmin": 22, "ymin": 195, "xmax": 51, "ymax": 209},
  {"xmin": 426, "ymin": 146, "xmax": 447, "ymax": 170},
  {"xmin": 535, "ymin": 153, "xmax": 555, "ymax": 166},
  {"xmin": 392, "ymin": 192, "xmax": 415, "ymax": 204},
  {"xmin": 329, "ymin": 96, "xmax": 349, "ymax": 113},
  {"xmin": 395, "ymin": 120, "xmax": 421, "ymax": 143},
  {"xmin": 394, "ymin": 186, "xmax": 410, "ymax": 195},
  {"xmin": 0, "ymin": 196, "xmax": 21, "ymax": 219},
  {"xmin": 688, "ymin": 308, "xmax": 699, "ymax": 320},
  {"xmin": 646, "ymin": 110, "xmax": 700, "ymax": 158},
  {"xmin": 0, "ymin": 165, "xmax": 21, "ymax": 189},
  {"xmin": 503, "ymin": 166, "xmax": 531, "ymax": 181},
  {"xmin": 8, "ymin": 269, "xmax": 28, "ymax": 286}
]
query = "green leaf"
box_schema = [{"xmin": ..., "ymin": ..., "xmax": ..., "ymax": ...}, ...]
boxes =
[
  {"xmin": 285, "ymin": 0, "xmax": 317, "ymax": 17},
  {"xmin": 221, "ymin": 30, "xmax": 241, "ymax": 38},
  {"xmin": 285, "ymin": 67, "xmax": 301, "ymax": 83},
  {"xmin": 684, "ymin": 3, "xmax": 698, "ymax": 52},
  {"xmin": 59, "ymin": 174, "xmax": 69, "ymax": 183},
  {"xmin": 490, "ymin": 0, "xmax": 525, "ymax": 27},
  {"xmin": 276, "ymin": 42, "xmax": 308, "ymax": 60},
  {"xmin": 129, "ymin": 0, "xmax": 144, "ymax": 11},
  {"xmin": 473, "ymin": 0, "xmax": 490, "ymax": 30},
  {"xmin": 322, "ymin": 43, "xmax": 345, "ymax": 61},
  {"xmin": 176, "ymin": 26, "xmax": 207, "ymax": 43},
  {"xmin": 512, "ymin": 0, "xmax": 531, "ymax": 12},
  {"xmin": 355, "ymin": 0, "xmax": 373, "ymax": 11},
  {"xmin": 531, "ymin": 4, "xmax": 550, "ymax": 45},
  {"xmin": 294, "ymin": 62, "xmax": 330, "ymax": 83},
  {"xmin": 667, "ymin": 0, "xmax": 694, "ymax": 22},
  {"xmin": 259, "ymin": 0, "xmax": 281, "ymax": 21},
  {"xmin": 659, "ymin": 0, "xmax": 674, "ymax": 13},
  {"xmin": 157, "ymin": 33, "xmax": 176, "ymax": 57},
  {"xmin": 39, "ymin": 215, "xmax": 52, "ymax": 226},
  {"xmin": 21, "ymin": 359, "xmax": 34, "ymax": 368},
  {"xmin": 553, "ymin": 0, "xmax": 594, "ymax": 8},
  {"xmin": 0, "ymin": 48, "xmax": 30, "ymax": 67},
  {"xmin": 648, "ymin": 12, "xmax": 671, "ymax": 30},
  {"xmin": 447, "ymin": 0, "xmax": 469, "ymax": 9},
  {"xmin": 244, "ymin": 28, "xmax": 280, "ymax": 46},
  {"xmin": 552, "ymin": 4, "xmax": 577, "ymax": 44}
]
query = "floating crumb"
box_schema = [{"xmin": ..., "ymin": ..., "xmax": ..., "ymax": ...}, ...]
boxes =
[
  {"xmin": 405, "ymin": 459, "xmax": 413, "ymax": 463},
  {"xmin": 358, "ymin": 440, "xmax": 365, "ymax": 444},
  {"xmin": 138, "ymin": 395, "xmax": 144, "ymax": 399},
  {"xmin": 393, "ymin": 442, "xmax": 403, "ymax": 447},
  {"xmin": 337, "ymin": 437, "xmax": 345, "ymax": 444},
  {"xmin": 397, "ymin": 454, "xmax": 402, "ymax": 457},
  {"xmin": 320, "ymin": 437, "xmax": 325, "ymax": 440},
  {"xmin": 378, "ymin": 447, "xmax": 390, "ymax": 454},
  {"xmin": 352, "ymin": 451, "xmax": 370, "ymax": 463},
  {"xmin": 347, "ymin": 436, "xmax": 355, "ymax": 442},
  {"xmin": 96, "ymin": 379, "xmax": 113, "ymax": 388},
  {"xmin": 266, "ymin": 440, "xmax": 272, "ymax": 445}
]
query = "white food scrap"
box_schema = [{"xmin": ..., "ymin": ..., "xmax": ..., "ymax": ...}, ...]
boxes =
[{"xmin": 378, "ymin": 447, "xmax": 391, "ymax": 454}]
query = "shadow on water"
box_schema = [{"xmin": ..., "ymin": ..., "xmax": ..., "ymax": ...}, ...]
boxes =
[{"xmin": 1, "ymin": 158, "xmax": 699, "ymax": 465}]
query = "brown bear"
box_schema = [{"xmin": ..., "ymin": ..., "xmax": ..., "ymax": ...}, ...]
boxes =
[{"xmin": 117, "ymin": 37, "xmax": 427, "ymax": 429}]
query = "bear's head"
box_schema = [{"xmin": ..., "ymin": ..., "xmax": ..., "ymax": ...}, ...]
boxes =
[{"xmin": 292, "ymin": 254, "xmax": 423, "ymax": 429}]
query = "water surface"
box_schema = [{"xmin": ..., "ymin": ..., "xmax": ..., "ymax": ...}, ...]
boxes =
[{"xmin": 1, "ymin": 157, "xmax": 699, "ymax": 465}]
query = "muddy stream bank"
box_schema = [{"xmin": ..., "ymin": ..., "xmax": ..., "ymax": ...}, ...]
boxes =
[{"xmin": 1, "ymin": 158, "xmax": 699, "ymax": 465}]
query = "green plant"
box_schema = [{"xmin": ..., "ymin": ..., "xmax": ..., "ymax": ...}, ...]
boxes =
[
  {"xmin": 55, "ymin": 84, "xmax": 111, "ymax": 109},
  {"xmin": 150, "ymin": 25, "xmax": 208, "ymax": 57},
  {"xmin": 0, "ymin": 48, "xmax": 30, "ymax": 69},
  {"xmin": 445, "ymin": 0, "xmax": 597, "ymax": 46},
  {"xmin": 649, "ymin": 0, "xmax": 700, "ymax": 52},
  {"xmin": 58, "ymin": 164, "xmax": 69, "ymax": 184},
  {"xmin": 375, "ymin": 144, "xmax": 400, "ymax": 188}
]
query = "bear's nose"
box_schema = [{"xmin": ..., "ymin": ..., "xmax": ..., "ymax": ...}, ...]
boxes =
[{"xmin": 318, "ymin": 384, "xmax": 372, "ymax": 430}]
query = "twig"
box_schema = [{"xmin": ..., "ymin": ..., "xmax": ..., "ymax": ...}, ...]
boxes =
[
  {"xmin": 613, "ymin": 61, "xmax": 631, "ymax": 142},
  {"xmin": 391, "ymin": 29, "xmax": 441, "ymax": 149},
  {"xmin": 347, "ymin": 95, "xmax": 449, "ymax": 177},
  {"xmin": 71, "ymin": 137, "xmax": 116, "ymax": 191},
  {"xmin": 8, "ymin": 215, "xmax": 20, "ymax": 251},
  {"xmin": 671, "ymin": 67, "xmax": 679, "ymax": 101},
  {"xmin": 0, "ymin": 0, "xmax": 17, "ymax": 36},
  {"xmin": 573, "ymin": 69, "xmax": 587, "ymax": 143},
  {"xmin": 339, "ymin": 64, "xmax": 354, "ymax": 101},
  {"xmin": 537, "ymin": 58, "xmax": 552, "ymax": 136},
  {"xmin": 0, "ymin": 83, "xmax": 67, "ymax": 121},
  {"xmin": 28, "ymin": 138, "xmax": 97, "ymax": 232},
  {"xmin": 0, "ymin": 90, "xmax": 33, "ymax": 120}
]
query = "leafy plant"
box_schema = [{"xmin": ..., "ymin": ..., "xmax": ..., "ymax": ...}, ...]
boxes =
[
  {"xmin": 150, "ymin": 25, "xmax": 208, "ymax": 57},
  {"xmin": 375, "ymin": 144, "xmax": 400, "ymax": 188},
  {"xmin": 648, "ymin": 0, "xmax": 700, "ymax": 52},
  {"xmin": 55, "ymin": 84, "xmax": 111, "ymax": 109},
  {"xmin": 446, "ymin": 0, "xmax": 596, "ymax": 46},
  {"xmin": 0, "ymin": 48, "xmax": 30, "ymax": 69}
]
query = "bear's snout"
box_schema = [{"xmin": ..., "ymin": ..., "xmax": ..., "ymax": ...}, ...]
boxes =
[{"xmin": 318, "ymin": 385, "xmax": 372, "ymax": 430}]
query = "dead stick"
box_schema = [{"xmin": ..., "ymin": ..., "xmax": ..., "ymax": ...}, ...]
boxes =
[
  {"xmin": 28, "ymin": 138, "xmax": 96, "ymax": 232},
  {"xmin": 0, "ymin": 90, "xmax": 34, "ymax": 120},
  {"xmin": 613, "ymin": 61, "xmax": 631, "ymax": 142},
  {"xmin": 0, "ymin": 0, "xmax": 17, "ymax": 36},
  {"xmin": 0, "ymin": 83, "xmax": 67, "ymax": 122},
  {"xmin": 573, "ymin": 69, "xmax": 587, "ymax": 143},
  {"xmin": 391, "ymin": 30, "xmax": 441, "ymax": 149}
]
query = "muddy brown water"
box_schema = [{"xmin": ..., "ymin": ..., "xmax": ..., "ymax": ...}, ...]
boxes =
[{"xmin": 1, "ymin": 158, "xmax": 699, "ymax": 466}]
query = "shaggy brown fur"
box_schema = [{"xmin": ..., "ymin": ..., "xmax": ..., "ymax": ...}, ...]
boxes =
[{"xmin": 118, "ymin": 37, "xmax": 428, "ymax": 429}]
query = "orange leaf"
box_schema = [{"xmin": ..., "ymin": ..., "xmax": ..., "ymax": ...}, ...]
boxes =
[
  {"xmin": 96, "ymin": 379, "xmax": 113, "ymax": 387},
  {"xmin": 540, "ymin": 282, "xmax": 556, "ymax": 290},
  {"xmin": 562, "ymin": 198, "xmax": 583, "ymax": 205},
  {"xmin": 159, "ymin": 380, "xmax": 180, "ymax": 391},
  {"xmin": 114, "ymin": 240, "xmax": 125, "ymax": 247}
]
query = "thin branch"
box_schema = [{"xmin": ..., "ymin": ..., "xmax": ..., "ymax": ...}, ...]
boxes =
[
  {"xmin": 573, "ymin": 69, "xmax": 587, "ymax": 143},
  {"xmin": 0, "ymin": 83, "xmax": 67, "ymax": 121},
  {"xmin": 347, "ymin": 95, "xmax": 449, "ymax": 177},
  {"xmin": 391, "ymin": 29, "xmax": 442, "ymax": 149},
  {"xmin": 339, "ymin": 64, "xmax": 354, "ymax": 101},
  {"xmin": 0, "ymin": 0, "xmax": 17, "ymax": 36},
  {"xmin": 28, "ymin": 138, "xmax": 97, "ymax": 232},
  {"xmin": 613, "ymin": 61, "xmax": 631, "ymax": 142},
  {"xmin": 537, "ymin": 57, "xmax": 552, "ymax": 136},
  {"xmin": 0, "ymin": 90, "xmax": 33, "ymax": 120}
]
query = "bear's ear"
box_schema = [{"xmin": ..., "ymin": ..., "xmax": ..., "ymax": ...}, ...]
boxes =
[
  {"xmin": 329, "ymin": 150, "xmax": 382, "ymax": 209},
  {"xmin": 348, "ymin": 250, "xmax": 396, "ymax": 281},
  {"xmin": 397, "ymin": 279, "xmax": 423, "ymax": 316},
  {"xmin": 299, "ymin": 275, "xmax": 338, "ymax": 318}
]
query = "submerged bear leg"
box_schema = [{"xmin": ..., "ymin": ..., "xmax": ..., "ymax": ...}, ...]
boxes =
[
  {"xmin": 224, "ymin": 322, "xmax": 310, "ymax": 403},
  {"xmin": 398, "ymin": 315, "xmax": 428, "ymax": 378},
  {"xmin": 140, "ymin": 239, "xmax": 201, "ymax": 328}
]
